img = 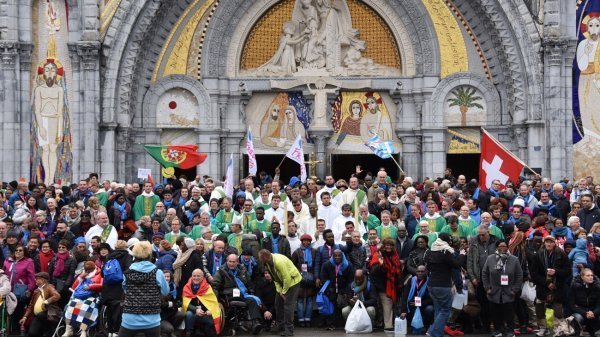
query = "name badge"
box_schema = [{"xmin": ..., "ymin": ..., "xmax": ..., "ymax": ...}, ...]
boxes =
[
  {"xmin": 301, "ymin": 263, "xmax": 308, "ymax": 272},
  {"xmin": 233, "ymin": 288, "xmax": 241, "ymax": 297},
  {"xmin": 501, "ymin": 275, "xmax": 509, "ymax": 286},
  {"xmin": 414, "ymin": 296, "xmax": 422, "ymax": 307}
]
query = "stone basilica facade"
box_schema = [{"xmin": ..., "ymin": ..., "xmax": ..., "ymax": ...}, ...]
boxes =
[{"xmin": 0, "ymin": 0, "xmax": 576, "ymax": 184}]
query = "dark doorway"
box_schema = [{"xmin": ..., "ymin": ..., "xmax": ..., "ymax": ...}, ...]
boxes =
[
  {"xmin": 173, "ymin": 167, "xmax": 197, "ymax": 182},
  {"xmin": 243, "ymin": 154, "xmax": 308, "ymax": 184},
  {"xmin": 330, "ymin": 154, "xmax": 400, "ymax": 181},
  {"xmin": 446, "ymin": 154, "xmax": 480, "ymax": 181}
]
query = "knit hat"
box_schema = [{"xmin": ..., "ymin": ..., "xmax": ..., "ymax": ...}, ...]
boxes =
[
  {"xmin": 300, "ymin": 234, "xmax": 312, "ymax": 241},
  {"xmin": 127, "ymin": 238, "xmax": 140, "ymax": 249},
  {"xmin": 289, "ymin": 176, "xmax": 301, "ymax": 187},
  {"xmin": 74, "ymin": 237, "xmax": 86, "ymax": 245},
  {"xmin": 152, "ymin": 232, "xmax": 165, "ymax": 240},
  {"xmin": 184, "ymin": 237, "xmax": 196, "ymax": 249},
  {"xmin": 513, "ymin": 198, "xmax": 525, "ymax": 208},
  {"xmin": 80, "ymin": 210, "xmax": 91, "ymax": 218},
  {"xmin": 98, "ymin": 243, "xmax": 112, "ymax": 252}
]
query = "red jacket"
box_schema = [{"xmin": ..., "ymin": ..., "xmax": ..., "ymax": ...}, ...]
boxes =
[{"xmin": 71, "ymin": 266, "xmax": 103, "ymax": 293}]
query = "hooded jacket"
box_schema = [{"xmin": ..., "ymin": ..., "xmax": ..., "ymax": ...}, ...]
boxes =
[{"xmin": 569, "ymin": 275, "xmax": 600, "ymax": 317}]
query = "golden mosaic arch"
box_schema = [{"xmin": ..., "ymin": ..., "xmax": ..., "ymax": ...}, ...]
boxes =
[{"xmin": 240, "ymin": 0, "xmax": 401, "ymax": 71}]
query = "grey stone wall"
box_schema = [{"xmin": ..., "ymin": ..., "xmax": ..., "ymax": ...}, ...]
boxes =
[{"xmin": 0, "ymin": 0, "xmax": 576, "ymax": 183}]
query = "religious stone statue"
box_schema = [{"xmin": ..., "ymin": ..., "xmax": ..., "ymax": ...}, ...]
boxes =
[{"xmin": 250, "ymin": 0, "xmax": 399, "ymax": 77}]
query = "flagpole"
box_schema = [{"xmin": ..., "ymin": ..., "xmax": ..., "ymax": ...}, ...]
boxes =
[
  {"xmin": 276, "ymin": 155, "xmax": 287, "ymax": 168},
  {"xmin": 389, "ymin": 156, "xmax": 405, "ymax": 175},
  {"xmin": 481, "ymin": 128, "xmax": 540, "ymax": 178}
]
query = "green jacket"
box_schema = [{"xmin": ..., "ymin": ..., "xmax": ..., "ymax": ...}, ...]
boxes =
[{"xmin": 266, "ymin": 253, "xmax": 301, "ymax": 294}]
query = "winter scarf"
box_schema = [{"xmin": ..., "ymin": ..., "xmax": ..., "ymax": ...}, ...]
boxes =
[
  {"xmin": 38, "ymin": 250, "xmax": 54, "ymax": 273},
  {"xmin": 431, "ymin": 238, "xmax": 455, "ymax": 254},
  {"xmin": 495, "ymin": 250, "xmax": 509, "ymax": 271},
  {"xmin": 368, "ymin": 249, "xmax": 401, "ymax": 302},
  {"xmin": 52, "ymin": 251, "xmax": 70, "ymax": 277}
]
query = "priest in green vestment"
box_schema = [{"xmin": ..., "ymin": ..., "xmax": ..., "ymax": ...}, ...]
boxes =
[{"xmin": 133, "ymin": 181, "xmax": 160, "ymax": 220}]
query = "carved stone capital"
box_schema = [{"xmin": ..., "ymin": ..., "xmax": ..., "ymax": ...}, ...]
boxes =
[
  {"xmin": 0, "ymin": 40, "xmax": 19, "ymax": 68},
  {"xmin": 543, "ymin": 38, "xmax": 568, "ymax": 66},
  {"xmin": 116, "ymin": 128, "xmax": 131, "ymax": 151},
  {"xmin": 513, "ymin": 126, "xmax": 528, "ymax": 148},
  {"xmin": 76, "ymin": 41, "xmax": 100, "ymax": 70},
  {"xmin": 18, "ymin": 43, "xmax": 33, "ymax": 67}
]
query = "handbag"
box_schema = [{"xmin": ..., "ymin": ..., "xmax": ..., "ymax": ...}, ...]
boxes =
[
  {"xmin": 10, "ymin": 262, "xmax": 28, "ymax": 302},
  {"xmin": 46, "ymin": 303, "xmax": 62, "ymax": 323},
  {"xmin": 54, "ymin": 278, "xmax": 66, "ymax": 293},
  {"xmin": 300, "ymin": 271, "xmax": 314, "ymax": 287}
]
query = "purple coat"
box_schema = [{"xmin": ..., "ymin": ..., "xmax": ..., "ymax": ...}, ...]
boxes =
[{"xmin": 3, "ymin": 257, "xmax": 36, "ymax": 292}]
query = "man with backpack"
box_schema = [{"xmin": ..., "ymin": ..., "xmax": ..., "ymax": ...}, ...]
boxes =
[{"xmin": 101, "ymin": 240, "xmax": 133, "ymax": 337}]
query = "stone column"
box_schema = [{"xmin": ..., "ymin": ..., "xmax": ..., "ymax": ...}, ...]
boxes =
[
  {"xmin": 99, "ymin": 122, "xmax": 117, "ymax": 180},
  {"xmin": 308, "ymin": 129, "xmax": 332, "ymax": 178},
  {"xmin": 115, "ymin": 127, "xmax": 131, "ymax": 181},
  {"xmin": 544, "ymin": 39, "xmax": 568, "ymax": 181},
  {"xmin": 224, "ymin": 131, "xmax": 245, "ymax": 184},
  {"xmin": 197, "ymin": 128, "xmax": 222, "ymax": 179},
  {"xmin": 78, "ymin": 41, "xmax": 101, "ymax": 179},
  {"xmin": 420, "ymin": 129, "xmax": 446, "ymax": 180},
  {"xmin": 18, "ymin": 43, "xmax": 32, "ymax": 178},
  {"xmin": 0, "ymin": 41, "xmax": 19, "ymax": 180},
  {"xmin": 394, "ymin": 94, "xmax": 422, "ymax": 180}
]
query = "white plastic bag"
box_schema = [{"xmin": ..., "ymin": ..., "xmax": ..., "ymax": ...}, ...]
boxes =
[
  {"xmin": 345, "ymin": 300, "xmax": 372, "ymax": 333},
  {"xmin": 521, "ymin": 281, "xmax": 536, "ymax": 302},
  {"xmin": 452, "ymin": 292, "xmax": 467, "ymax": 310}
]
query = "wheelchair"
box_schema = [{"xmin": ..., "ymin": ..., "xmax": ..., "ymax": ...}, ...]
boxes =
[
  {"xmin": 219, "ymin": 296, "xmax": 254, "ymax": 336},
  {"xmin": 52, "ymin": 298, "xmax": 109, "ymax": 337}
]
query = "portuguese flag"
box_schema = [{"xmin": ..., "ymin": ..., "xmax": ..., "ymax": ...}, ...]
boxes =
[{"xmin": 144, "ymin": 145, "xmax": 207, "ymax": 169}]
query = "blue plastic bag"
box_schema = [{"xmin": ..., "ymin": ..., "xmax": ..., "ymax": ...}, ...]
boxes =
[
  {"xmin": 316, "ymin": 280, "xmax": 334, "ymax": 315},
  {"xmin": 411, "ymin": 307, "xmax": 424, "ymax": 330}
]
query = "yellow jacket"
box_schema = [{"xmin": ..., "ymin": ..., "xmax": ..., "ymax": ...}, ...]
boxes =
[{"xmin": 266, "ymin": 253, "xmax": 301, "ymax": 294}]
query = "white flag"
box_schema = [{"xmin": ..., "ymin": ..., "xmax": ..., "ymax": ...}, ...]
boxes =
[
  {"xmin": 247, "ymin": 128, "xmax": 257, "ymax": 176},
  {"xmin": 285, "ymin": 135, "xmax": 306, "ymax": 182},
  {"xmin": 224, "ymin": 153, "xmax": 234, "ymax": 198}
]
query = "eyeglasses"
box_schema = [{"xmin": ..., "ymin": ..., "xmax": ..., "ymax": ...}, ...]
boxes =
[
  {"xmin": 58, "ymin": 246, "xmax": 67, "ymax": 250},
  {"xmin": 15, "ymin": 249, "xmax": 24, "ymax": 252}
]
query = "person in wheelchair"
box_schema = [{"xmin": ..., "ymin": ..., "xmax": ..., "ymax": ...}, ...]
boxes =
[
  {"xmin": 211, "ymin": 253, "xmax": 264, "ymax": 335},
  {"xmin": 182, "ymin": 269, "xmax": 222, "ymax": 337},
  {"xmin": 62, "ymin": 261, "xmax": 103, "ymax": 337}
]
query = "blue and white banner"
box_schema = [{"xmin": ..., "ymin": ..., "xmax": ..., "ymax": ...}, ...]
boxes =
[{"xmin": 364, "ymin": 135, "xmax": 396, "ymax": 159}]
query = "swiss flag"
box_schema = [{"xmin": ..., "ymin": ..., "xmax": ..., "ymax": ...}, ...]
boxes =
[{"xmin": 479, "ymin": 129, "xmax": 525, "ymax": 191}]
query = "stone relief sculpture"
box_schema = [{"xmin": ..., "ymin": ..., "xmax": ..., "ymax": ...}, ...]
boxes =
[{"xmin": 250, "ymin": 0, "xmax": 398, "ymax": 76}]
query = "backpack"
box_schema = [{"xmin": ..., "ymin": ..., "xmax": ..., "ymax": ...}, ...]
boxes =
[{"xmin": 102, "ymin": 258, "xmax": 124, "ymax": 285}]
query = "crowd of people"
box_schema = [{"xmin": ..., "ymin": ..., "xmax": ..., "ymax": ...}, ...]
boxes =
[{"xmin": 0, "ymin": 167, "xmax": 600, "ymax": 337}]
